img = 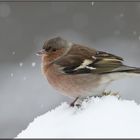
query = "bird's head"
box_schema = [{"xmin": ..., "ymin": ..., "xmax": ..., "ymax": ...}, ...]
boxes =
[{"xmin": 37, "ymin": 37, "xmax": 72, "ymax": 63}]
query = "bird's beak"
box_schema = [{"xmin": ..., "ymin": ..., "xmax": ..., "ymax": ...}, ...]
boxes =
[{"xmin": 36, "ymin": 49, "xmax": 46, "ymax": 56}]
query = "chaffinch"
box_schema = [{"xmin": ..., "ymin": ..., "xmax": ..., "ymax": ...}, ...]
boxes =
[{"xmin": 37, "ymin": 37, "xmax": 140, "ymax": 106}]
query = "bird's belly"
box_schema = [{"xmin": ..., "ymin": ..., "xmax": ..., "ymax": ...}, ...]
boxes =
[{"xmin": 46, "ymin": 67, "xmax": 110, "ymax": 98}]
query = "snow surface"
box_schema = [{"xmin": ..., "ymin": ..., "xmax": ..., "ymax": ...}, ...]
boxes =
[{"xmin": 17, "ymin": 96, "xmax": 140, "ymax": 138}]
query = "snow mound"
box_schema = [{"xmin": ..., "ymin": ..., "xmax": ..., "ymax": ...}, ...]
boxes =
[{"xmin": 17, "ymin": 96, "xmax": 140, "ymax": 138}]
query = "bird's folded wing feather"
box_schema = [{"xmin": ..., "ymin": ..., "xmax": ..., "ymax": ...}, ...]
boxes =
[{"xmin": 54, "ymin": 45, "xmax": 124, "ymax": 74}]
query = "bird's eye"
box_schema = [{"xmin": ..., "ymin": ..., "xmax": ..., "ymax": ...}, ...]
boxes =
[
  {"xmin": 45, "ymin": 46, "xmax": 51, "ymax": 51},
  {"xmin": 44, "ymin": 45, "xmax": 57, "ymax": 52},
  {"xmin": 52, "ymin": 48, "xmax": 57, "ymax": 52}
]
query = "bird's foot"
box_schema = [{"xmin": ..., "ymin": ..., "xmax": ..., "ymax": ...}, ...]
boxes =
[
  {"xmin": 70, "ymin": 97, "xmax": 81, "ymax": 107},
  {"xmin": 70, "ymin": 102, "xmax": 81, "ymax": 107},
  {"xmin": 102, "ymin": 91, "xmax": 121, "ymax": 99},
  {"xmin": 94, "ymin": 95, "xmax": 103, "ymax": 98}
]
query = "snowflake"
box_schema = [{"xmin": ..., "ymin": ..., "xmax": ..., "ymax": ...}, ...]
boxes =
[
  {"xmin": 19, "ymin": 62, "xmax": 23, "ymax": 67},
  {"xmin": 12, "ymin": 51, "xmax": 15, "ymax": 55},
  {"xmin": 133, "ymin": 31, "xmax": 137, "ymax": 35},
  {"xmin": 91, "ymin": 2, "xmax": 94, "ymax": 6},
  {"xmin": 23, "ymin": 76, "xmax": 27, "ymax": 81},
  {"xmin": 32, "ymin": 62, "xmax": 36, "ymax": 67},
  {"xmin": 11, "ymin": 73, "xmax": 14, "ymax": 77}
]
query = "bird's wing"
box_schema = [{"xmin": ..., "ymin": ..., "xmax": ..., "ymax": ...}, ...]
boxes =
[{"xmin": 54, "ymin": 44, "xmax": 124, "ymax": 74}]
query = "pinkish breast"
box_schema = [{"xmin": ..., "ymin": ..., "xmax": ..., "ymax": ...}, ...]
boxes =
[{"xmin": 45, "ymin": 64, "xmax": 107, "ymax": 98}]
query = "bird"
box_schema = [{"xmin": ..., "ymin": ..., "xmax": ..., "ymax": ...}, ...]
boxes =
[{"xmin": 37, "ymin": 37, "xmax": 140, "ymax": 106}]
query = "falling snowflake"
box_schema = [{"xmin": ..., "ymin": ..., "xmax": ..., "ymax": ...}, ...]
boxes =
[
  {"xmin": 120, "ymin": 13, "xmax": 124, "ymax": 18},
  {"xmin": 12, "ymin": 51, "xmax": 15, "ymax": 55},
  {"xmin": 138, "ymin": 36, "xmax": 140, "ymax": 40},
  {"xmin": 19, "ymin": 62, "xmax": 23, "ymax": 67},
  {"xmin": 11, "ymin": 73, "xmax": 14, "ymax": 77},
  {"xmin": 32, "ymin": 62, "xmax": 36, "ymax": 67},
  {"xmin": 23, "ymin": 76, "xmax": 27, "ymax": 81},
  {"xmin": 91, "ymin": 2, "xmax": 95, "ymax": 6},
  {"xmin": 133, "ymin": 31, "xmax": 137, "ymax": 35}
]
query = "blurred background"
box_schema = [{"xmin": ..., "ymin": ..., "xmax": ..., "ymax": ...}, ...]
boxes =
[{"xmin": 1, "ymin": 1, "xmax": 140, "ymax": 138}]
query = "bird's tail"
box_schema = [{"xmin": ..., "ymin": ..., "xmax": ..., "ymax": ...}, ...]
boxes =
[
  {"xmin": 106, "ymin": 65, "xmax": 140, "ymax": 81},
  {"xmin": 126, "ymin": 68, "xmax": 140, "ymax": 74},
  {"xmin": 116, "ymin": 65, "xmax": 140, "ymax": 74},
  {"xmin": 111, "ymin": 65, "xmax": 140, "ymax": 76}
]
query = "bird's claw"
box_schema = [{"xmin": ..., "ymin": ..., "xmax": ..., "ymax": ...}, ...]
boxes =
[
  {"xmin": 70, "ymin": 103, "xmax": 81, "ymax": 107},
  {"xmin": 102, "ymin": 91, "xmax": 121, "ymax": 99}
]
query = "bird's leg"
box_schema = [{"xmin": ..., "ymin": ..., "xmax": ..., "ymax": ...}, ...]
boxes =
[{"xmin": 70, "ymin": 97, "xmax": 79, "ymax": 107}]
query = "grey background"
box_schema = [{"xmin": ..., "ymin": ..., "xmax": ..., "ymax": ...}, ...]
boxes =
[{"xmin": 0, "ymin": 1, "xmax": 140, "ymax": 138}]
